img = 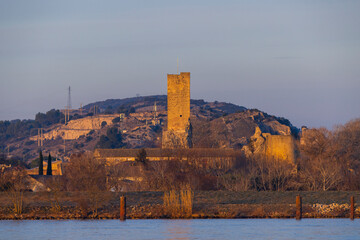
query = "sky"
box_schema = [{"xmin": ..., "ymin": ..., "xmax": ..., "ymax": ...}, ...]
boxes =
[{"xmin": 0, "ymin": 0, "xmax": 359, "ymax": 129}]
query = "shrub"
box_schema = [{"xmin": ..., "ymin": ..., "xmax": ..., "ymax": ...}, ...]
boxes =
[
  {"xmin": 25, "ymin": 140, "xmax": 35, "ymax": 146},
  {"xmin": 101, "ymin": 121, "xmax": 107, "ymax": 128},
  {"xmin": 96, "ymin": 127, "xmax": 124, "ymax": 149},
  {"xmin": 112, "ymin": 117, "xmax": 120, "ymax": 123},
  {"xmin": 73, "ymin": 142, "xmax": 84, "ymax": 149},
  {"xmin": 85, "ymin": 136, "xmax": 93, "ymax": 142},
  {"xmin": 136, "ymin": 148, "xmax": 147, "ymax": 165}
]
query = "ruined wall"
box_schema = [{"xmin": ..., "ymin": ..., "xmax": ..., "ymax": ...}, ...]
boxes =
[
  {"xmin": 163, "ymin": 72, "xmax": 191, "ymax": 148},
  {"xmin": 243, "ymin": 127, "xmax": 296, "ymax": 163},
  {"xmin": 300, "ymin": 126, "xmax": 308, "ymax": 146},
  {"xmin": 264, "ymin": 134, "xmax": 296, "ymax": 163}
]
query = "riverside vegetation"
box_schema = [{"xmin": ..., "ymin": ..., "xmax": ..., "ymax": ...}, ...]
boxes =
[
  {"xmin": 0, "ymin": 191, "xmax": 359, "ymax": 219},
  {"xmin": 0, "ymin": 119, "xmax": 360, "ymax": 219}
]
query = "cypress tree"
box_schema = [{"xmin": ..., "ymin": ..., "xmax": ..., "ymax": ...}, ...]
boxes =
[
  {"xmin": 47, "ymin": 153, "xmax": 52, "ymax": 175},
  {"xmin": 39, "ymin": 150, "xmax": 43, "ymax": 175},
  {"xmin": 136, "ymin": 148, "xmax": 147, "ymax": 165}
]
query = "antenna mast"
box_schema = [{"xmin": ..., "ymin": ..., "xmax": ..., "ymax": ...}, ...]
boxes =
[
  {"xmin": 67, "ymin": 86, "xmax": 71, "ymax": 121},
  {"xmin": 67, "ymin": 86, "xmax": 72, "ymax": 110},
  {"xmin": 177, "ymin": 57, "xmax": 179, "ymax": 74}
]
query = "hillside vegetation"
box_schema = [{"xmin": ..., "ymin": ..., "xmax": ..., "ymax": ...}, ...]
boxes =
[{"xmin": 0, "ymin": 95, "xmax": 296, "ymax": 163}]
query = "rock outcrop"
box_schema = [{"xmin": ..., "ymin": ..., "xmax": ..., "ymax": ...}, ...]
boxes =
[{"xmin": 191, "ymin": 109, "xmax": 296, "ymax": 149}]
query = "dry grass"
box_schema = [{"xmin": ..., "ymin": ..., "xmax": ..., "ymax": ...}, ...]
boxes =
[
  {"xmin": 7, "ymin": 191, "xmax": 23, "ymax": 214},
  {"xmin": 163, "ymin": 186, "xmax": 193, "ymax": 218},
  {"xmin": 0, "ymin": 191, "xmax": 359, "ymax": 219}
]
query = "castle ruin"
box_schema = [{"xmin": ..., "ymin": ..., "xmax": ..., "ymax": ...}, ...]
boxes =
[
  {"xmin": 93, "ymin": 71, "xmax": 296, "ymax": 163},
  {"xmin": 243, "ymin": 127, "xmax": 296, "ymax": 163},
  {"xmin": 162, "ymin": 72, "xmax": 192, "ymax": 148}
]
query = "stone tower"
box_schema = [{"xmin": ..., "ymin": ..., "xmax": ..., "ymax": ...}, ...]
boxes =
[{"xmin": 162, "ymin": 72, "xmax": 192, "ymax": 148}]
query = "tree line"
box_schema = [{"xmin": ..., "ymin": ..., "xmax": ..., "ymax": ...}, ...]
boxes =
[
  {"xmin": 49, "ymin": 116, "xmax": 359, "ymax": 192},
  {"xmin": 0, "ymin": 109, "xmax": 65, "ymax": 146},
  {"xmin": 0, "ymin": 119, "xmax": 359, "ymax": 193}
]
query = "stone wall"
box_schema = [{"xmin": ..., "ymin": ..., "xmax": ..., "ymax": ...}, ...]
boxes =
[
  {"xmin": 243, "ymin": 127, "xmax": 296, "ymax": 163},
  {"xmin": 95, "ymin": 148, "xmax": 240, "ymax": 169},
  {"xmin": 30, "ymin": 115, "xmax": 120, "ymax": 141},
  {"xmin": 264, "ymin": 134, "xmax": 296, "ymax": 163},
  {"xmin": 26, "ymin": 160, "xmax": 63, "ymax": 175}
]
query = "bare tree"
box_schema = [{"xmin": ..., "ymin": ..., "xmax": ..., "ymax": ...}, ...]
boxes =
[
  {"xmin": 64, "ymin": 152, "xmax": 106, "ymax": 191},
  {"xmin": 300, "ymin": 128, "xmax": 343, "ymax": 190},
  {"xmin": 63, "ymin": 152, "xmax": 107, "ymax": 217},
  {"xmin": 268, "ymin": 157, "xmax": 294, "ymax": 191},
  {"xmin": 333, "ymin": 119, "xmax": 360, "ymax": 189},
  {"xmin": 2, "ymin": 169, "xmax": 27, "ymax": 214},
  {"xmin": 107, "ymin": 162, "xmax": 127, "ymax": 191}
]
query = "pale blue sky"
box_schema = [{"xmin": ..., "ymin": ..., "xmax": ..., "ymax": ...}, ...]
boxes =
[{"xmin": 0, "ymin": 0, "xmax": 359, "ymax": 128}]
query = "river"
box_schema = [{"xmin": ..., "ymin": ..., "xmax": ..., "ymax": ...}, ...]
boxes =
[{"xmin": 1, "ymin": 219, "xmax": 359, "ymax": 240}]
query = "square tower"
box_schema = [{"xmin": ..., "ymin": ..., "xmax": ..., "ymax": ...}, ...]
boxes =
[
  {"xmin": 167, "ymin": 72, "xmax": 190, "ymax": 132},
  {"xmin": 162, "ymin": 72, "xmax": 192, "ymax": 148}
]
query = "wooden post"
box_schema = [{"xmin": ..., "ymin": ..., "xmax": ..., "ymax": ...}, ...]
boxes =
[
  {"xmin": 350, "ymin": 196, "xmax": 355, "ymax": 220},
  {"xmin": 296, "ymin": 195, "xmax": 302, "ymax": 220},
  {"xmin": 120, "ymin": 196, "xmax": 126, "ymax": 221}
]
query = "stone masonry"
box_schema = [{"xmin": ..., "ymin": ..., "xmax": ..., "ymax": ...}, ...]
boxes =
[
  {"xmin": 162, "ymin": 72, "xmax": 192, "ymax": 148},
  {"xmin": 243, "ymin": 127, "xmax": 296, "ymax": 163}
]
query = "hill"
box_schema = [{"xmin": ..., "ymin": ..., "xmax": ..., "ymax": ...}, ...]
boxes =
[
  {"xmin": 0, "ymin": 95, "xmax": 298, "ymax": 164},
  {"xmin": 83, "ymin": 95, "xmax": 247, "ymax": 118}
]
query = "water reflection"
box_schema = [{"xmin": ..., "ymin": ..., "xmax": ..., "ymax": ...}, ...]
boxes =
[
  {"xmin": 0, "ymin": 219, "xmax": 359, "ymax": 240},
  {"xmin": 164, "ymin": 220, "xmax": 192, "ymax": 240}
]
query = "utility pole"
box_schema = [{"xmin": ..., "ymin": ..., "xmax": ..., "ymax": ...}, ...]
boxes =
[
  {"xmin": 67, "ymin": 86, "xmax": 71, "ymax": 122},
  {"xmin": 177, "ymin": 57, "xmax": 179, "ymax": 74},
  {"xmin": 67, "ymin": 86, "xmax": 72, "ymax": 109},
  {"xmin": 67, "ymin": 107, "xmax": 70, "ymax": 122},
  {"xmin": 154, "ymin": 101, "xmax": 157, "ymax": 125},
  {"xmin": 64, "ymin": 86, "xmax": 72, "ymax": 124},
  {"xmin": 64, "ymin": 108, "xmax": 67, "ymax": 125}
]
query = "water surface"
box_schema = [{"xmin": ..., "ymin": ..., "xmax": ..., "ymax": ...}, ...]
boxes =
[{"xmin": 1, "ymin": 219, "xmax": 359, "ymax": 240}]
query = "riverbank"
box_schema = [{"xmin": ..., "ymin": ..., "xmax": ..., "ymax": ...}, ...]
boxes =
[{"xmin": 0, "ymin": 191, "xmax": 359, "ymax": 220}]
